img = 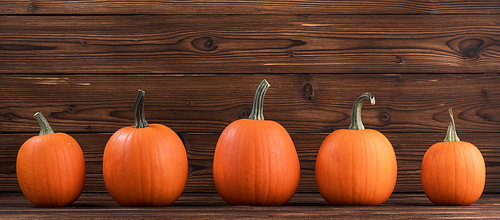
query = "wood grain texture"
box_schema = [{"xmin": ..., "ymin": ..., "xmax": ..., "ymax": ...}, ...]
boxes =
[
  {"xmin": 1, "ymin": 74, "xmax": 498, "ymax": 133},
  {"xmin": 1, "ymin": 0, "xmax": 499, "ymax": 15},
  {"xmin": 1, "ymin": 132, "xmax": 499, "ymax": 193},
  {"xmin": 1, "ymin": 15, "xmax": 499, "ymax": 73},
  {"xmin": 1, "ymin": 193, "xmax": 500, "ymax": 219}
]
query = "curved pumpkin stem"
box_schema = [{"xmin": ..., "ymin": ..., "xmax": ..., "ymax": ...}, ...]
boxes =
[
  {"xmin": 34, "ymin": 112, "xmax": 55, "ymax": 135},
  {"xmin": 134, "ymin": 89, "xmax": 149, "ymax": 129},
  {"xmin": 248, "ymin": 79, "xmax": 270, "ymax": 121},
  {"xmin": 444, "ymin": 108, "xmax": 460, "ymax": 142},
  {"xmin": 348, "ymin": 93, "xmax": 375, "ymax": 130}
]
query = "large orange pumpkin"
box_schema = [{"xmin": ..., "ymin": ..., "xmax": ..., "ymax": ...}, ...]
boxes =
[
  {"xmin": 421, "ymin": 109, "xmax": 485, "ymax": 205},
  {"xmin": 213, "ymin": 79, "xmax": 300, "ymax": 205},
  {"xmin": 17, "ymin": 112, "xmax": 86, "ymax": 207},
  {"xmin": 103, "ymin": 90, "xmax": 188, "ymax": 206},
  {"xmin": 315, "ymin": 93, "xmax": 397, "ymax": 205}
]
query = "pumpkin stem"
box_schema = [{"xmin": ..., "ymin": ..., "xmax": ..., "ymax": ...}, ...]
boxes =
[
  {"xmin": 34, "ymin": 112, "xmax": 55, "ymax": 135},
  {"xmin": 134, "ymin": 89, "xmax": 149, "ymax": 129},
  {"xmin": 348, "ymin": 93, "xmax": 375, "ymax": 130},
  {"xmin": 444, "ymin": 108, "xmax": 460, "ymax": 142},
  {"xmin": 248, "ymin": 79, "xmax": 270, "ymax": 121}
]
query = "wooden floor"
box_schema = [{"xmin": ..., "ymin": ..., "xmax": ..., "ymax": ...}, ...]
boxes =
[{"xmin": 1, "ymin": 193, "xmax": 499, "ymax": 219}]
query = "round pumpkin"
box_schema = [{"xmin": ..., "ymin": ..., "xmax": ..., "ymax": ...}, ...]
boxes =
[
  {"xmin": 315, "ymin": 93, "xmax": 397, "ymax": 205},
  {"xmin": 17, "ymin": 112, "xmax": 86, "ymax": 207},
  {"xmin": 103, "ymin": 90, "xmax": 188, "ymax": 206},
  {"xmin": 213, "ymin": 79, "xmax": 300, "ymax": 205},
  {"xmin": 421, "ymin": 109, "xmax": 485, "ymax": 205}
]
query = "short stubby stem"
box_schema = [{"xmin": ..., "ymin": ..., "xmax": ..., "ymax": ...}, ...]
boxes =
[
  {"xmin": 34, "ymin": 112, "xmax": 55, "ymax": 135},
  {"xmin": 348, "ymin": 93, "xmax": 375, "ymax": 130},
  {"xmin": 444, "ymin": 108, "xmax": 460, "ymax": 142},
  {"xmin": 134, "ymin": 89, "xmax": 149, "ymax": 129},
  {"xmin": 248, "ymin": 79, "xmax": 270, "ymax": 121}
]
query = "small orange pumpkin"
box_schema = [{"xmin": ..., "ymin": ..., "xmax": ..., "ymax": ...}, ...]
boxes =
[
  {"xmin": 213, "ymin": 79, "xmax": 300, "ymax": 205},
  {"xmin": 17, "ymin": 112, "xmax": 86, "ymax": 207},
  {"xmin": 315, "ymin": 93, "xmax": 397, "ymax": 205},
  {"xmin": 421, "ymin": 109, "xmax": 486, "ymax": 205},
  {"xmin": 103, "ymin": 90, "xmax": 188, "ymax": 206}
]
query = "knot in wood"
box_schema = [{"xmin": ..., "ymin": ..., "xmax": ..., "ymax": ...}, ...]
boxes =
[
  {"xmin": 80, "ymin": 41, "xmax": 88, "ymax": 47},
  {"xmin": 483, "ymin": 113, "xmax": 491, "ymax": 121},
  {"xmin": 4, "ymin": 113, "xmax": 14, "ymax": 121},
  {"xmin": 458, "ymin": 38, "xmax": 484, "ymax": 59},
  {"xmin": 465, "ymin": 48, "xmax": 478, "ymax": 58},
  {"xmin": 238, "ymin": 108, "xmax": 252, "ymax": 119},
  {"xmin": 483, "ymin": 89, "xmax": 490, "ymax": 97},
  {"xmin": 192, "ymin": 37, "xmax": 218, "ymax": 52},
  {"xmin": 302, "ymin": 82, "xmax": 314, "ymax": 100},
  {"xmin": 67, "ymin": 105, "xmax": 76, "ymax": 114},
  {"xmin": 29, "ymin": 1, "xmax": 37, "ymax": 13},
  {"xmin": 379, "ymin": 112, "xmax": 390, "ymax": 122},
  {"xmin": 323, "ymin": 126, "xmax": 335, "ymax": 133},
  {"xmin": 395, "ymin": 56, "xmax": 404, "ymax": 64}
]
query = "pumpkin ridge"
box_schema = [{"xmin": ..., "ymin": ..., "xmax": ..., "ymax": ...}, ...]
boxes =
[
  {"xmin": 264, "ymin": 124, "xmax": 272, "ymax": 205},
  {"xmin": 365, "ymin": 131, "xmax": 375, "ymax": 205},
  {"xmin": 41, "ymin": 135, "xmax": 53, "ymax": 206},
  {"xmin": 463, "ymin": 144, "xmax": 472, "ymax": 204},
  {"xmin": 453, "ymin": 143, "xmax": 458, "ymax": 204},
  {"xmin": 28, "ymin": 138, "xmax": 39, "ymax": 205},
  {"xmin": 53, "ymin": 135, "xmax": 63, "ymax": 206},
  {"xmin": 151, "ymin": 127, "xmax": 165, "ymax": 205}
]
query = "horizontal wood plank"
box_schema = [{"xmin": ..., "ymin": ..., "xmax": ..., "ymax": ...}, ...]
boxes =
[
  {"xmin": 1, "ymin": 193, "xmax": 500, "ymax": 219},
  {"xmin": 2, "ymin": 132, "xmax": 499, "ymax": 193},
  {"xmin": 1, "ymin": 0, "xmax": 499, "ymax": 15},
  {"xmin": 1, "ymin": 15, "xmax": 499, "ymax": 73},
  {"xmin": 1, "ymin": 74, "xmax": 498, "ymax": 133}
]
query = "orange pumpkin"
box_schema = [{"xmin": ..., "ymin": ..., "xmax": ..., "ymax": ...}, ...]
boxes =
[
  {"xmin": 103, "ymin": 90, "xmax": 188, "ymax": 206},
  {"xmin": 213, "ymin": 79, "xmax": 300, "ymax": 205},
  {"xmin": 16, "ymin": 112, "xmax": 86, "ymax": 207},
  {"xmin": 315, "ymin": 93, "xmax": 397, "ymax": 205},
  {"xmin": 421, "ymin": 109, "xmax": 485, "ymax": 205}
]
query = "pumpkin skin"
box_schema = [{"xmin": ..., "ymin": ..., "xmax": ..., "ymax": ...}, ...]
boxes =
[
  {"xmin": 16, "ymin": 112, "xmax": 85, "ymax": 207},
  {"xmin": 315, "ymin": 93, "xmax": 397, "ymax": 206},
  {"xmin": 103, "ymin": 90, "xmax": 188, "ymax": 207},
  {"xmin": 213, "ymin": 80, "xmax": 300, "ymax": 205},
  {"xmin": 421, "ymin": 109, "xmax": 485, "ymax": 205},
  {"xmin": 213, "ymin": 119, "xmax": 300, "ymax": 205}
]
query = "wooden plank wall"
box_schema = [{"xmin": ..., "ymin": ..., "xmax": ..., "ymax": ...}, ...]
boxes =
[{"xmin": 0, "ymin": 1, "xmax": 499, "ymax": 195}]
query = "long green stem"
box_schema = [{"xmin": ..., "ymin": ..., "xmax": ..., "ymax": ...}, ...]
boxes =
[
  {"xmin": 348, "ymin": 93, "xmax": 375, "ymax": 130},
  {"xmin": 134, "ymin": 89, "xmax": 149, "ymax": 128},
  {"xmin": 34, "ymin": 112, "xmax": 54, "ymax": 135},
  {"xmin": 248, "ymin": 79, "xmax": 270, "ymax": 120},
  {"xmin": 444, "ymin": 108, "xmax": 460, "ymax": 142}
]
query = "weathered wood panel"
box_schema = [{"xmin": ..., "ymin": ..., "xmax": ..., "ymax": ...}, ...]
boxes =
[
  {"xmin": 1, "ymin": 15, "xmax": 499, "ymax": 73},
  {"xmin": 1, "ymin": 74, "xmax": 498, "ymax": 133},
  {"xmin": 1, "ymin": 132, "xmax": 499, "ymax": 193},
  {"xmin": 1, "ymin": 0, "xmax": 499, "ymax": 15},
  {"xmin": 1, "ymin": 193, "xmax": 500, "ymax": 219}
]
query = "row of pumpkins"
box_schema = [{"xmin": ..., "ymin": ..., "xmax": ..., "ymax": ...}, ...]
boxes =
[{"xmin": 16, "ymin": 80, "xmax": 486, "ymax": 207}]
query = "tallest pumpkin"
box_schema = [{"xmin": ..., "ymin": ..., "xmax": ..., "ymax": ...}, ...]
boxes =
[
  {"xmin": 315, "ymin": 93, "xmax": 397, "ymax": 205},
  {"xmin": 213, "ymin": 79, "xmax": 300, "ymax": 205}
]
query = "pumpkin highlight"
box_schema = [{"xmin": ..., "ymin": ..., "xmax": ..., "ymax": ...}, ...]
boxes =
[
  {"xmin": 315, "ymin": 93, "xmax": 397, "ymax": 205},
  {"xmin": 103, "ymin": 90, "xmax": 188, "ymax": 206},
  {"xmin": 421, "ymin": 109, "xmax": 485, "ymax": 205},
  {"xmin": 16, "ymin": 112, "xmax": 86, "ymax": 207},
  {"xmin": 213, "ymin": 79, "xmax": 300, "ymax": 205}
]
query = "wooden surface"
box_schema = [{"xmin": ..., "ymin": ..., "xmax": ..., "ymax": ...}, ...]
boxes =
[
  {"xmin": 1, "ymin": 0, "xmax": 499, "ymax": 218},
  {"xmin": 2, "ymin": 0, "xmax": 500, "ymax": 15},
  {"xmin": 1, "ymin": 193, "xmax": 499, "ymax": 219},
  {"xmin": 1, "ymin": 74, "xmax": 499, "ymax": 194},
  {"xmin": 1, "ymin": 15, "xmax": 499, "ymax": 73}
]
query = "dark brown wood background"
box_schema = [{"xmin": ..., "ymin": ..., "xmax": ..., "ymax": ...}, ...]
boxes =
[{"xmin": 1, "ymin": 0, "xmax": 499, "ymax": 196}]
